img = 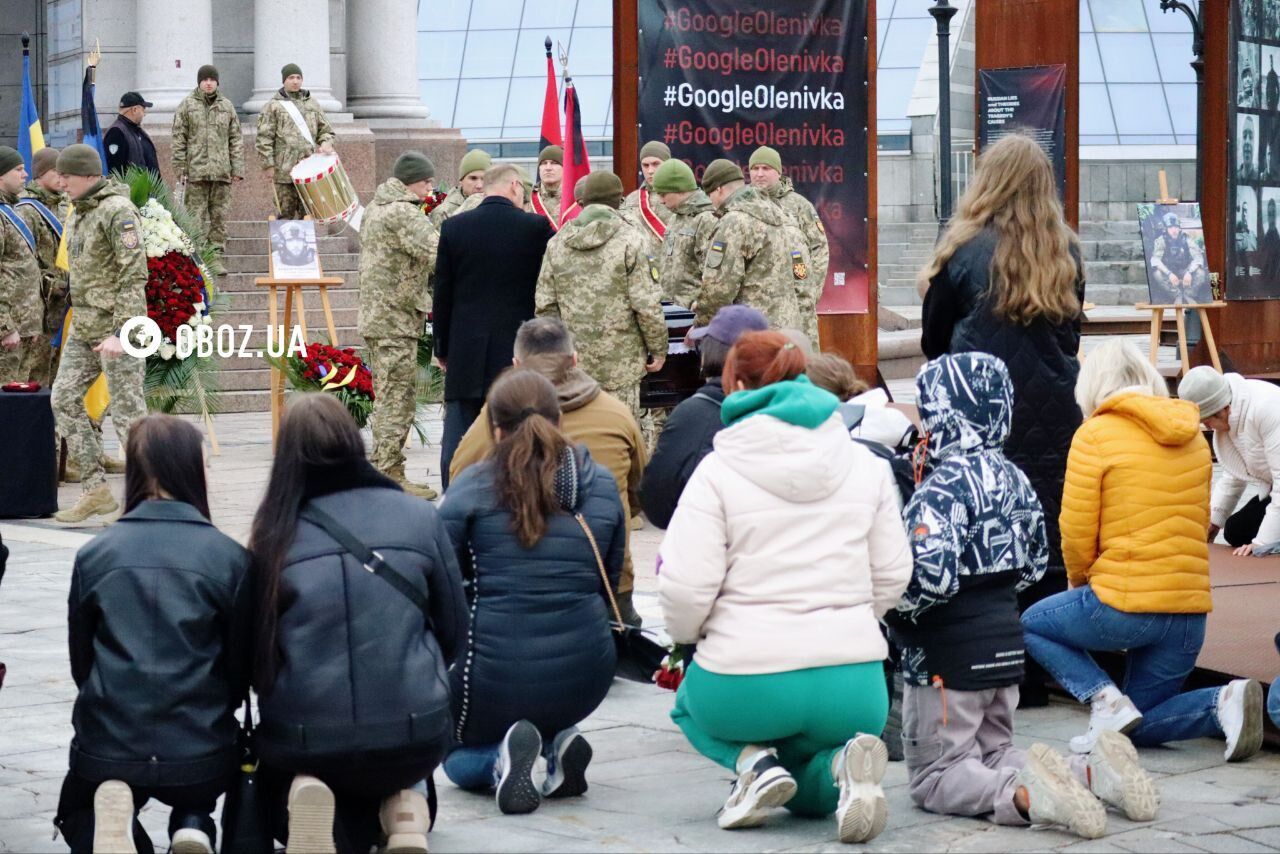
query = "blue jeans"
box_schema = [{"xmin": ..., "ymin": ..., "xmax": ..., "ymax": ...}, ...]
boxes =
[
  {"xmin": 1021, "ymin": 586, "xmax": 1223, "ymax": 747},
  {"xmin": 442, "ymin": 736, "xmax": 564, "ymax": 791}
]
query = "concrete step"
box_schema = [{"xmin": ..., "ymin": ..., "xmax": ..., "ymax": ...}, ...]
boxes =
[
  {"xmin": 212, "ymin": 270, "xmax": 358, "ymax": 293},
  {"xmin": 1084, "ymin": 259, "xmax": 1147, "ymax": 285},
  {"xmin": 879, "ymin": 285, "xmax": 923, "ymax": 307},
  {"xmin": 1082, "ymin": 239, "xmax": 1145, "ymax": 263},
  {"xmin": 878, "ymin": 329, "xmax": 925, "ymax": 380},
  {"xmin": 223, "ymin": 288, "xmax": 360, "ymax": 312},
  {"xmin": 214, "ymin": 305, "xmax": 361, "ymax": 330},
  {"xmin": 224, "ymin": 220, "xmax": 357, "ymax": 240},
  {"xmin": 1083, "ymin": 283, "xmax": 1150, "ymax": 305},
  {"xmin": 222, "ymin": 252, "xmax": 360, "ymax": 275},
  {"xmin": 221, "ymin": 235, "xmax": 354, "ymax": 255},
  {"xmin": 1080, "ymin": 221, "xmax": 1140, "ymax": 241}
]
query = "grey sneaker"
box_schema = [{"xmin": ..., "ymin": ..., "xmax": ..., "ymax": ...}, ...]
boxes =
[
  {"xmin": 1087, "ymin": 730, "xmax": 1160, "ymax": 821},
  {"xmin": 717, "ymin": 749, "xmax": 797, "ymax": 829},
  {"xmin": 1022, "ymin": 744, "xmax": 1107, "ymax": 839},
  {"xmin": 834, "ymin": 734, "xmax": 889, "ymax": 844}
]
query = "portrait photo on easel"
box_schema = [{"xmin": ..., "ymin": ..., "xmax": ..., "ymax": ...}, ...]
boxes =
[
  {"xmin": 1137, "ymin": 202, "xmax": 1213, "ymax": 305},
  {"xmin": 269, "ymin": 219, "xmax": 322, "ymax": 280}
]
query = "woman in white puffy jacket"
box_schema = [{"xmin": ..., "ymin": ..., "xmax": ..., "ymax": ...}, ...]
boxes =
[{"xmin": 658, "ymin": 330, "xmax": 913, "ymax": 845}]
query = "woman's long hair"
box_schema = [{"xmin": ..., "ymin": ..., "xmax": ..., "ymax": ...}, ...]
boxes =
[
  {"xmin": 248, "ymin": 393, "xmax": 366, "ymax": 691},
  {"xmin": 487, "ymin": 369, "xmax": 570, "ymax": 548},
  {"xmin": 123, "ymin": 415, "xmax": 211, "ymax": 519},
  {"xmin": 722, "ymin": 330, "xmax": 807, "ymax": 393},
  {"xmin": 917, "ymin": 132, "xmax": 1081, "ymax": 325}
]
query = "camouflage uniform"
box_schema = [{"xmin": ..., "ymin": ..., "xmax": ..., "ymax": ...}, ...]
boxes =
[
  {"xmin": 255, "ymin": 88, "xmax": 335, "ymax": 220},
  {"xmin": 698, "ymin": 186, "xmax": 803, "ymax": 329},
  {"xmin": 358, "ymin": 178, "xmax": 439, "ymax": 477},
  {"xmin": 532, "ymin": 183, "xmax": 562, "ymax": 226},
  {"xmin": 659, "ymin": 190, "xmax": 718, "ymax": 307},
  {"xmin": 51, "ymin": 179, "xmax": 148, "ymax": 493},
  {"xmin": 172, "ymin": 87, "xmax": 244, "ymax": 252},
  {"xmin": 429, "ymin": 186, "xmax": 472, "ymax": 227},
  {"xmin": 0, "ymin": 188, "xmax": 43, "ymax": 383},
  {"xmin": 763, "ymin": 177, "xmax": 828, "ymax": 345},
  {"xmin": 535, "ymin": 205, "xmax": 667, "ymax": 422},
  {"xmin": 16, "ymin": 183, "xmax": 70, "ymax": 384}
]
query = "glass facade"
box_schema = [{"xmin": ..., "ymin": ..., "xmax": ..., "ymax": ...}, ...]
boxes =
[{"xmin": 877, "ymin": 0, "xmax": 935, "ymax": 139}]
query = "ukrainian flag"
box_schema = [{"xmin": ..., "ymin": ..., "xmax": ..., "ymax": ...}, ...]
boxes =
[{"xmin": 18, "ymin": 34, "xmax": 44, "ymax": 174}]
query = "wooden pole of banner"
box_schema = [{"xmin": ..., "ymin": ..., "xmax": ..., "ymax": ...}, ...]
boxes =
[
  {"xmin": 256, "ymin": 216, "xmax": 343, "ymax": 448},
  {"xmin": 613, "ymin": 0, "xmax": 640, "ymax": 192}
]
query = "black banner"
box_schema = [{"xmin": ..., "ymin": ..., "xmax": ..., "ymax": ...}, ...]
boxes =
[
  {"xmin": 978, "ymin": 65, "xmax": 1067, "ymax": 199},
  {"xmin": 637, "ymin": 1, "xmax": 870, "ymax": 314}
]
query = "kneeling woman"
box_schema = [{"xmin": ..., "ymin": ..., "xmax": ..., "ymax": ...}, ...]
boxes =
[
  {"xmin": 249, "ymin": 394, "xmax": 468, "ymax": 854},
  {"xmin": 56, "ymin": 415, "xmax": 252, "ymax": 854},
  {"xmin": 659, "ymin": 332, "xmax": 913, "ymax": 844},
  {"xmin": 440, "ymin": 369, "xmax": 624, "ymax": 814}
]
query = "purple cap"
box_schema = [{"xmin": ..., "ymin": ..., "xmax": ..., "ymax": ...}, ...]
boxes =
[{"xmin": 688, "ymin": 304, "xmax": 769, "ymax": 345}]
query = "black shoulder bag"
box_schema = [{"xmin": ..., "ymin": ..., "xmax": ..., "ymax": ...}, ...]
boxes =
[{"xmin": 221, "ymin": 700, "xmax": 272, "ymax": 853}]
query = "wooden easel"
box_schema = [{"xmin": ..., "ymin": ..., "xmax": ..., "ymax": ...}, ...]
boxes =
[
  {"xmin": 1136, "ymin": 172, "xmax": 1225, "ymax": 376},
  {"xmin": 255, "ymin": 217, "xmax": 345, "ymax": 446}
]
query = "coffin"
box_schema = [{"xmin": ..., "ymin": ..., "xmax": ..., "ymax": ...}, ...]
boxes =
[{"xmin": 641, "ymin": 303, "xmax": 702, "ymax": 409}]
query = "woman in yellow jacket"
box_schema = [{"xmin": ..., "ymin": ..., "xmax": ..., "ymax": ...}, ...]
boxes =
[{"xmin": 1021, "ymin": 340, "xmax": 1264, "ymax": 763}]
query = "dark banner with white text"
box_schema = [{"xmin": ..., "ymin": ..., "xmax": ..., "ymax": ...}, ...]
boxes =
[
  {"xmin": 637, "ymin": 0, "xmax": 870, "ymax": 313},
  {"xmin": 979, "ymin": 65, "xmax": 1068, "ymax": 200}
]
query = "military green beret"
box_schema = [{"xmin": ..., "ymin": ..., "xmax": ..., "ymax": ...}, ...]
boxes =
[
  {"xmin": 652, "ymin": 159, "xmax": 697, "ymax": 194},
  {"xmin": 701, "ymin": 159, "xmax": 744, "ymax": 194},
  {"xmin": 56, "ymin": 144, "xmax": 103, "ymax": 177},
  {"xmin": 394, "ymin": 150, "xmax": 435, "ymax": 185},
  {"xmin": 639, "ymin": 140, "xmax": 672, "ymax": 162},
  {"xmin": 749, "ymin": 145, "xmax": 783, "ymax": 174},
  {"xmin": 0, "ymin": 147, "xmax": 23, "ymax": 177},
  {"xmin": 33, "ymin": 147, "xmax": 60, "ymax": 178},
  {"xmin": 281, "ymin": 63, "xmax": 302, "ymax": 82},
  {"xmin": 582, "ymin": 171, "xmax": 624, "ymax": 207},
  {"xmin": 197, "ymin": 64, "xmax": 219, "ymax": 84},
  {"xmin": 538, "ymin": 145, "xmax": 563, "ymax": 165},
  {"xmin": 458, "ymin": 148, "xmax": 491, "ymax": 179}
]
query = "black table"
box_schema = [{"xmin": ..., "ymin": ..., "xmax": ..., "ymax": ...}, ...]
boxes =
[{"xmin": 0, "ymin": 388, "xmax": 58, "ymax": 518}]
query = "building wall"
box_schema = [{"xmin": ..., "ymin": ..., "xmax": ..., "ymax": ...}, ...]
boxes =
[
  {"xmin": 1079, "ymin": 158, "xmax": 1197, "ymax": 222},
  {"xmin": 0, "ymin": 1, "xmax": 44, "ymax": 148}
]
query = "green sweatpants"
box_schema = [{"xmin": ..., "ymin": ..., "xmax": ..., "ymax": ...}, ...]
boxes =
[{"xmin": 671, "ymin": 660, "xmax": 888, "ymax": 817}]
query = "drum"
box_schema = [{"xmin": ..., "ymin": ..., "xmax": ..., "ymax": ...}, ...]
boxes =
[
  {"xmin": 640, "ymin": 303, "xmax": 702, "ymax": 409},
  {"xmin": 290, "ymin": 153, "xmax": 360, "ymax": 224}
]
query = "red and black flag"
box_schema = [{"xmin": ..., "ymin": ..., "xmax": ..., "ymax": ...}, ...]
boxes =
[
  {"xmin": 539, "ymin": 36, "xmax": 562, "ymax": 150},
  {"xmin": 559, "ymin": 76, "xmax": 591, "ymax": 228}
]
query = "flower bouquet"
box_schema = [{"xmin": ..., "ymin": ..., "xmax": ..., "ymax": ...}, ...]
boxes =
[
  {"xmin": 270, "ymin": 341, "xmax": 376, "ymax": 428},
  {"xmin": 655, "ymin": 644, "xmax": 689, "ymax": 691},
  {"xmin": 121, "ymin": 167, "xmax": 221, "ymax": 417},
  {"xmin": 420, "ymin": 190, "xmax": 447, "ymax": 217}
]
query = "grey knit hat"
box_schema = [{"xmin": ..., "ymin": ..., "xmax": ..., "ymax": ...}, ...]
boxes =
[
  {"xmin": 1178, "ymin": 366, "xmax": 1233, "ymax": 420},
  {"xmin": 0, "ymin": 146, "xmax": 23, "ymax": 177}
]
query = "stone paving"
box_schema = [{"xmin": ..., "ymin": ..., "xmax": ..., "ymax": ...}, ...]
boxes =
[{"xmin": 2, "ymin": 407, "xmax": 1278, "ymax": 853}]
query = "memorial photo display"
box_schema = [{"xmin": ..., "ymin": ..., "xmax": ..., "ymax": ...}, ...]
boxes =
[
  {"xmin": 269, "ymin": 219, "xmax": 322, "ymax": 280},
  {"xmin": 1230, "ymin": 0, "xmax": 1280, "ymax": 298},
  {"xmin": 1137, "ymin": 203, "xmax": 1213, "ymax": 306}
]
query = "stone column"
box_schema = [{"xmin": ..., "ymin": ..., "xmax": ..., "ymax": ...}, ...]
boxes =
[
  {"xmin": 243, "ymin": 0, "xmax": 342, "ymax": 113},
  {"xmin": 346, "ymin": 0, "xmax": 429, "ymax": 119},
  {"xmin": 135, "ymin": 0, "xmax": 213, "ymax": 114}
]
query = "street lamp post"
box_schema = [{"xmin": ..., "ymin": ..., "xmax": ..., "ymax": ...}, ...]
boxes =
[
  {"xmin": 930, "ymin": 0, "xmax": 959, "ymax": 225},
  {"xmin": 1160, "ymin": 1, "xmax": 1205, "ymax": 201}
]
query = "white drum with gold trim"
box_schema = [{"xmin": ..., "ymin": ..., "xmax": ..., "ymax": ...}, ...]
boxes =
[{"xmin": 290, "ymin": 153, "xmax": 360, "ymax": 224}]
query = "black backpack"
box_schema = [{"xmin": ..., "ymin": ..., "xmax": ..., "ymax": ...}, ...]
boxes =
[{"xmin": 838, "ymin": 404, "xmax": 917, "ymax": 507}]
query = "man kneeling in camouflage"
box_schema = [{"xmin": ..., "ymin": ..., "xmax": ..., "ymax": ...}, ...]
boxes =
[{"xmin": 51, "ymin": 144, "xmax": 149, "ymax": 524}]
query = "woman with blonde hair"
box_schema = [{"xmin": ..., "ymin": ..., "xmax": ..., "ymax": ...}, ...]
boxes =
[
  {"xmin": 1023, "ymin": 339, "xmax": 1264, "ymax": 763},
  {"xmin": 917, "ymin": 131, "xmax": 1086, "ymax": 706}
]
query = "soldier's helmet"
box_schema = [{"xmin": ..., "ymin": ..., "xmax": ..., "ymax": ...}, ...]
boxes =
[{"xmin": 1163, "ymin": 212, "xmax": 1181, "ymax": 229}]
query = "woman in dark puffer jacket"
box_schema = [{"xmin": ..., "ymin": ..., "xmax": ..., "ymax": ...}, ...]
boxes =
[
  {"xmin": 917, "ymin": 132, "xmax": 1086, "ymax": 707},
  {"xmin": 440, "ymin": 369, "xmax": 624, "ymax": 816}
]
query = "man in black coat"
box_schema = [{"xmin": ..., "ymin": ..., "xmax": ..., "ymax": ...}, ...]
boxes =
[
  {"xmin": 434, "ymin": 163, "xmax": 555, "ymax": 487},
  {"xmin": 104, "ymin": 92, "xmax": 159, "ymax": 175},
  {"xmin": 641, "ymin": 305, "xmax": 767, "ymax": 527}
]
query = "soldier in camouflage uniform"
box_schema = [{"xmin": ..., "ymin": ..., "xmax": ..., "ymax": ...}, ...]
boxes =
[
  {"xmin": 622, "ymin": 140, "xmax": 675, "ymax": 231},
  {"xmin": 536, "ymin": 172, "xmax": 667, "ymax": 422},
  {"xmin": 696, "ymin": 159, "xmax": 804, "ymax": 330},
  {"xmin": 652, "ymin": 158, "xmax": 717, "ymax": 307},
  {"xmin": 358, "ymin": 152, "xmax": 441, "ymax": 500},
  {"xmin": 255, "ymin": 63, "xmax": 335, "ymax": 220},
  {"xmin": 750, "ymin": 146, "xmax": 829, "ymax": 345},
  {"xmin": 430, "ymin": 148, "xmax": 490, "ymax": 227},
  {"xmin": 16, "ymin": 148, "xmax": 70, "ymax": 385},
  {"xmin": 50, "ymin": 145, "xmax": 149, "ymax": 523},
  {"xmin": 0, "ymin": 146, "xmax": 43, "ymax": 384},
  {"xmin": 172, "ymin": 65, "xmax": 243, "ymax": 270},
  {"xmin": 531, "ymin": 145, "xmax": 563, "ymax": 227}
]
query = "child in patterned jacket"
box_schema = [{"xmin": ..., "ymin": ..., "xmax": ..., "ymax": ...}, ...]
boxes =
[{"xmin": 884, "ymin": 353, "xmax": 1159, "ymax": 838}]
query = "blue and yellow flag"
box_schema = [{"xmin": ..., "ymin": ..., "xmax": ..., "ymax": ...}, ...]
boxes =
[{"xmin": 18, "ymin": 34, "xmax": 44, "ymax": 174}]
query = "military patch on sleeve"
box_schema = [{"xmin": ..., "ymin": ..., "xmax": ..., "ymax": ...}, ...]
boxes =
[
  {"xmin": 791, "ymin": 249, "xmax": 808, "ymax": 280},
  {"xmin": 120, "ymin": 221, "xmax": 140, "ymax": 250},
  {"xmin": 814, "ymin": 215, "xmax": 825, "ymax": 235},
  {"xmin": 648, "ymin": 255, "xmax": 661, "ymax": 283},
  {"xmin": 706, "ymin": 240, "xmax": 725, "ymax": 269}
]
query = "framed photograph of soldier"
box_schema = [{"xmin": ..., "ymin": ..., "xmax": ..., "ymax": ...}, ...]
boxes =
[
  {"xmin": 269, "ymin": 219, "xmax": 322, "ymax": 280},
  {"xmin": 1228, "ymin": 0, "xmax": 1280, "ymax": 299},
  {"xmin": 1137, "ymin": 203, "xmax": 1212, "ymax": 306}
]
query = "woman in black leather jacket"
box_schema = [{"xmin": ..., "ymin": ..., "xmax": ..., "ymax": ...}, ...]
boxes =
[
  {"xmin": 55, "ymin": 415, "xmax": 252, "ymax": 854},
  {"xmin": 440, "ymin": 369, "xmax": 623, "ymax": 816},
  {"xmin": 248, "ymin": 394, "xmax": 467, "ymax": 854}
]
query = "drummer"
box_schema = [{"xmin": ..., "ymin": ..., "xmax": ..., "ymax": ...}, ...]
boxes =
[
  {"xmin": 430, "ymin": 149, "xmax": 491, "ymax": 227},
  {"xmin": 255, "ymin": 62, "xmax": 337, "ymax": 220}
]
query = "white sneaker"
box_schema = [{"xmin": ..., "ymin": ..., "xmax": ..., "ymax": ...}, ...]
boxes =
[
  {"xmin": 285, "ymin": 775, "xmax": 337, "ymax": 854},
  {"xmin": 833, "ymin": 734, "xmax": 889, "ymax": 844},
  {"xmin": 717, "ymin": 748, "xmax": 797, "ymax": 829},
  {"xmin": 1086, "ymin": 730, "xmax": 1160, "ymax": 821},
  {"xmin": 91, "ymin": 780, "xmax": 136, "ymax": 854},
  {"xmin": 1219, "ymin": 679, "xmax": 1264, "ymax": 762},
  {"xmin": 169, "ymin": 827, "xmax": 213, "ymax": 854},
  {"xmin": 1021, "ymin": 744, "xmax": 1107, "ymax": 839},
  {"xmin": 1070, "ymin": 692, "xmax": 1144, "ymax": 754}
]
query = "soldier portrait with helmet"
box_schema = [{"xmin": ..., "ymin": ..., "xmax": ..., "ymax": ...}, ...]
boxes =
[{"xmin": 1139, "ymin": 203, "xmax": 1212, "ymax": 305}]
